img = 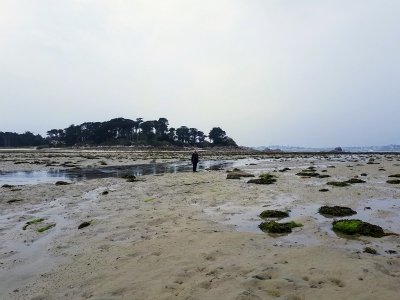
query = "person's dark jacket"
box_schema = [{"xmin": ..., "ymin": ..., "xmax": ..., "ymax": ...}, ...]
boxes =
[{"xmin": 191, "ymin": 153, "xmax": 199, "ymax": 164}]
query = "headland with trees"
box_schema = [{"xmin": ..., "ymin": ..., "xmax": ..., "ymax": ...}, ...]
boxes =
[{"xmin": 0, "ymin": 117, "xmax": 237, "ymax": 148}]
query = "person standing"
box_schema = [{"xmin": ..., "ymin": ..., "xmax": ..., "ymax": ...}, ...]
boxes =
[{"xmin": 191, "ymin": 150, "xmax": 199, "ymax": 172}]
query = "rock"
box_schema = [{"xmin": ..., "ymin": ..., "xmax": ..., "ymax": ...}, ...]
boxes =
[
  {"xmin": 318, "ymin": 206, "xmax": 357, "ymax": 217},
  {"xmin": 78, "ymin": 220, "xmax": 93, "ymax": 229},
  {"xmin": 332, "ymin": 219, "xmax": 386, "ymax": 237},
  {"xmin": 55, "ymin": 181, "xmax": 70, "ymax": 185},
  {"xmin": 259, "ymin": 220, "xmax": 302, "ymax": 233},
  {"xmin": 247, "ymin": 174, "xmax": 276, "ymax": 184},
  {"xmin": 363, "ymin": 247, "xmax": 377, "ymax": 254},
  {"xmin": 2, "ymin": 184, "xmax": 14, "ymax": 188},
  {"xmin": 259, "ymin": 210, "xmax": 289, "ymax": 219}
]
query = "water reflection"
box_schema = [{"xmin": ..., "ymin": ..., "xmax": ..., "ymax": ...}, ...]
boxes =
[{"xmin": 0, "ymin": 159, "xmax": 252, "ymax": 185}]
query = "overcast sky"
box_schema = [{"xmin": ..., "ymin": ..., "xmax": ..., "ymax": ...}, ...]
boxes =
[{"xmin": 1, "ymin": 1, "xmax": 399, "ymax": 147}]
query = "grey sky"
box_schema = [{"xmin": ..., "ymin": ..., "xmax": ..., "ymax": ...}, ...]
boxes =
[{"xmin": 1, "ymin": 1, "xmax": 399, "ymax": 147}]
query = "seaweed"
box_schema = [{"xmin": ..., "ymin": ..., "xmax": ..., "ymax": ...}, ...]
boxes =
[
  {"xmin": 37, "ymin": 224, "xmax": 56, "ymax": 232},
  {"xmin": 296, "ymin": 172, "xmax": 320, "ymax": 177},
  {"xmin": 319, "ymin": 188, "xmax": 330, "ymax": 192},
  {"xmin": 102, "ymin": 191, "xmax": 109, "ymax": 195},
  {"xmin": 7, "ymin": 199, "xmax": 23, "ymax": 203},
  {"xmin": 259, "ymin": 210, "xmax": 289, "ymax": 219},
  {"xmin": 360, "ymin": 173, "xmax": 367, "ymax": 176},
  {"xmin": 318, "ymin": 206, "xmax": 357, "ymax": 217},
  {"xmin": 363, "ymin": 247, "xmax": 377, "ymax": 254},
  {"xmin": 332, "ymin": 219, "xmax": 385, "ymax": 238},
  {"xmin": 144, "ymin": 197, "xmax": 156, "ymax": 202},
  {"xmin": 121, "ymin": 174, "xmax": 138, "ymax": 182},
  {"xmin": 278, "ymin": 168, "xmax": 290, "ymax": 172},
  {"xmin": 78, "ymin": 220, "xmax": 93, "ymax": 229},
  {"xmin": 318, "ymin": 174, "xmax": 331, "ymax": 178},
  {"xmin": 247, "ymin": 173, "xmax": 276, "ymax": 184},
  {"xmin": 23, "ymin": 218, "xmax": 45, "ymax": 230},
  {"xmin": 226, "ymin": 171, "xmax": 255, "ymax": 179},
  {"xmin": 346, "ymin": 178, "xmax": 366, "ymax": 184},
  {"xmin": 387, "ymin": 179, "xmax": 400, "ymax": 184},
  {"xmin": 259, "ymin": 220, "xmax": 303, "ymax": 233},
  {"xmin": 2, "ymin": 184, "xmax": 14, "ymax": 188},
  {"xmin": 327, "ymin": 181, "xmax": 350, "ymax": 187},
  {"xmin": 388, "ymin": 174, "xmax": 400, "ymax": 178},
  {"xmin": 55, "ymin": 181, "xmax": 70, "ymax": 185}
]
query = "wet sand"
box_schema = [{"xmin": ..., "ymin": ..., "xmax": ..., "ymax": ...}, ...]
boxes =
[{"xmin": 1, "ymin": 150, "xmax": 400, "ymax": 299}]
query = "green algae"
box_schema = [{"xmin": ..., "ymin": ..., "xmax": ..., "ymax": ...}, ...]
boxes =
[
  {"xmin": 259, "ymin": 210, "xmax": 289, "ymax": 219},
  {"xmin": 332, "ymin": 219, "xmax": 385, "ymax": 238},
  {"xmin": 387, "ymin": 179, "xmax": 400, "ymax": 184},
  {"xmin": 247, "ymin": 173, "xmax": 276, "ymax": 184},
  {"xmin": 144, "ymin": 197, "xmax": 156, "ymax": 202},
  {"xmin": 226, "ymin": 171, "xmax": 255, "ymax": 179},
  {"xmin": 78, "ymin": 220, "xmax": 93, "ymax": 229},
  {"xmin": 346, "ymin": 178, "xmax": 366, "ymax": 184},
  {"xmin": 23, "ymin": 218, "xmax": 45, "ymax": 230},
  {"xmin": 318, "ymin": 174, "xmax": 331, "ymax": 178},
  {"xmin": 318, "ymin": 206, "xmax": 357, "ymax": 217},
  {"xmin": 7, "ymin": 199, "xmax": 23, "ymax": 203},
  {"xmin": 37, "ymin": 224, "xmax": 56, "ymax": 232},
  {"xmin": 363, "ymin": 247, "xmax": 377, "ymax": 254},
  {"xmin": 259, "ymin": 220, "xmax": 303, "ymax": 233},
  {"xmin": 296, "ymin": 171, "xmax": 320, "ymax": 177},
  {"xmin": 327, "ymin": 181, "xmax": 350, "ymax": 187},
  {"xmin": 55, "ymin": 181, "xmax": 70, "ymax": 185}
]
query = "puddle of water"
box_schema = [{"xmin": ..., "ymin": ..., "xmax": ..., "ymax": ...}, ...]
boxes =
[
  {"xmin": 205, "ymin": 198, "xmax": 400, "ymax": 253},
  {"xmin": 0, "ymin": 159, "xmax": 259, "ymax": 185}
]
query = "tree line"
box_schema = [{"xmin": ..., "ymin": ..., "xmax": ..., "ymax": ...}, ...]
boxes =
[{"xmin": 0, "ymin": 117, "xmax": 237, "ymax": 148}]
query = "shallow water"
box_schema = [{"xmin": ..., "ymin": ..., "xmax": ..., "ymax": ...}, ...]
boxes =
[
  {"xmin": 205, "ymin": 198, "xmax": 400, "ymax": 254},
  {"xmin": 0, "ymin": 159, "xmax": 257, "ymax": 185}
]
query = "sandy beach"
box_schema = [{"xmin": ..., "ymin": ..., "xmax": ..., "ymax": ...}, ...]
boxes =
[{"xmin": 1, "ymin": 149, "xmax": 400, "ymax": 300}]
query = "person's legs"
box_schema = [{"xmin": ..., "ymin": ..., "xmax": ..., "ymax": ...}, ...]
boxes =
[{"xmin": 193, "ymin": 163, "xmax": 197, "ymax": 172}]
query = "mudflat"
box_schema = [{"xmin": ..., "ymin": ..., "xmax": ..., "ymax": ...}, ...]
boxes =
[{"xmin": 1, "ymin": 150, "xmax": 400, "ymax": 300}]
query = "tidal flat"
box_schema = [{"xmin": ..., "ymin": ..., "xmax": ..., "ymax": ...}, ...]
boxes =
[{"xmin": 1, "ymin": 149, "xmax": 400, "ymax": 299}]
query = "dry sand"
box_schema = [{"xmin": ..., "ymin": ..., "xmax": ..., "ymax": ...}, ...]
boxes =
[{"xmin": 1, "ymin": 150, "xmax": 400, "ymax": 299}]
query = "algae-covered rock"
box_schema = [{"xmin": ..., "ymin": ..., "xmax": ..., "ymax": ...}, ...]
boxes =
[
  {"xmin": 361, "ymin": 173, "xmax": 367, "ymax": 176},
  {"xmin": 226, "ymin": 171, "xmax": 255, "ymax": 179},
  {"xmin": 7, "ymin": 199, "xmax": 23, "ymax": 203},
  {"xmin": 318, "ymin": 206, "xmax": 357, "ymax": 217},
  {"xmin": 318, "ymin": 174, "xmax": 331, "ymax": 178},
  {"xmin": 327, "ymin": 181, "xmax": 350, "ymax": 187},
  {"xmin": 247, "ymin": 173, "xmax": 276, "ymax": 184},
  {"xmin": 78, "ymin": 220, "xmax": 93, "ymax": 229},
  {"xmin": 55, "ymin": 181, "xmax": 70, "ymax": 185},
  {"xmin": 259, "ymin": 221, "xmax": 303, "ymax": 233},
  {"xmin": 2, "ymin": 184, "xmax": 14, "ymax": 188},
  {"xmin": 387, "ymin": 179, "xmax": 400, "ymax": 184},
  {"xmin": 259, "ymin": 210, "xmax": 289, "ymax": 219},
  {"xmin": 346, "ymin": 178, "xmax": 366, "ymax": 184},
  {"xmin": 278, "ymin": 168, "xmax": 290, "ymax": 172},
  {"xmin": 121, "ymin": 174, "xmax": 137, "ymax": 182},
  {"xmin": 332, "ymin": 219, "xmax": 385, "ymax": 237},
  {"xmin": 388, "ymin": 174, "xmax": 400, "ymax": 178},
  {"xmin": 102, "ymin": 191, "xmax": 109, "ymax": 195},
  {"xmin": 319, "ymin": 188, "xmax": 330, "ymax": 192},
  {"xmin": 363, "ymin": 247, "xmax": 377, "ymax": 254},
  {"xmin": 296, "ymin": 171, "xmax": 320, "ymax": 177}
]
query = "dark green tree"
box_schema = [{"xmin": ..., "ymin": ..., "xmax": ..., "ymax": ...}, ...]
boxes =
[{"xmin": 208, "ymin": 127, "xmax": 226, "ymax": 144}]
